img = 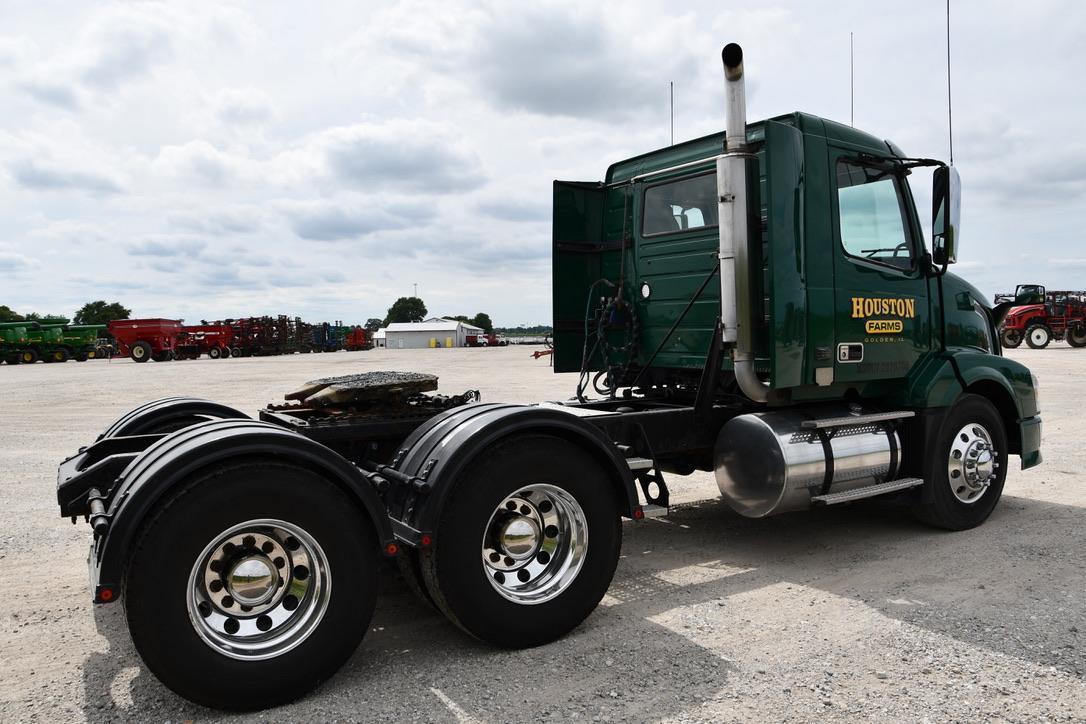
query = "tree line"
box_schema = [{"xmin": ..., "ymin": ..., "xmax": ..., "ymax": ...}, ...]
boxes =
[{"xmin": 0, "ymin": 300, "xmax": 131, "ymax": 326}]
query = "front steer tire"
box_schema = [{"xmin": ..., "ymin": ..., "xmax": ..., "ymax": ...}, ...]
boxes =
[
  {"xmin": 124, "ymin": 461, "xmax": 379, "ymax": 711},
  {"xmin": 1025, "ymin": 324, "xmax": 1051, "ymax": 349},
  {"xmin": 420, "ymin": 434, "xmax": 622, "ymax": 649},
  {"xmin": 913, "ymin": 394, "xmax": 1008, "ymax": 531}
]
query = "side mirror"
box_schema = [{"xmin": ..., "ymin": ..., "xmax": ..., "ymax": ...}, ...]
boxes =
[{"xmin": 932, "ymin": 165, "xmax": 961, "ymax": 265}]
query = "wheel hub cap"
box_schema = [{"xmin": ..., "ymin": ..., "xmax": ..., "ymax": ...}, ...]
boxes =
[
  {"xmin": 498, "ymin": 517, "xmax": 541, "ymax": 560},
  {"xmin": 226, "ymin": 556, "xmax": 278, "ymax": 606},
  {"xmin": 947, "ymin": 423, "xmax": 998, "ymax": 504},
  {"xmin": 481, "ymin": 484, "xmax": 589, "ymax": 605}
]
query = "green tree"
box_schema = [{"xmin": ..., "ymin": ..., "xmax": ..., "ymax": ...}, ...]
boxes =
[
  {"xmin": 384, "ymin": 296, "xmax": 427, "ymax": 324},
  {"xmin": 0, "ymin": 305, "xmax": 22, "ymax": 322},
  {"xmin": 74, "ymin": 300, "xmax": 131, "ymax": 326},
  {"xmin": 471, "ymin": 312, "xmax": 493, "ymax": 333},
  {"xmin": 364, "ymin": 318, "xmax": 384, "ymax": 332}
]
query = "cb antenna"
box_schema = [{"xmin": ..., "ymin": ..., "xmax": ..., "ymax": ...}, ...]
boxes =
[
  {"xmin": 849, "ymin": 31, "xmax": 854, "ymax": 127},
  {"xmin": 670, "ymin": 81, "xmax": 674, "ymax": 145},
  {"xmin": 946, "ymin": 0, "xmax": 954, "ymax": 164}
]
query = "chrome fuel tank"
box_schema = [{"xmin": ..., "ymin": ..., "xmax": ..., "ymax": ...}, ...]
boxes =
[{"xmin": 714, "ymin": 407, "xmax": 900, "ymax": 518}]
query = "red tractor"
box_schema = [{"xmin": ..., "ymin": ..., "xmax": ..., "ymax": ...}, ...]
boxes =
[{"xmin": 995, "ymin": 284, "xmax": 1086, "ymax": 349}]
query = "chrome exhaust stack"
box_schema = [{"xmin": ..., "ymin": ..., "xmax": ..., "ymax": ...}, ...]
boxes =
[{"xmin": 717, "ymin": 43, "xmax": 769, "ymax": 403}]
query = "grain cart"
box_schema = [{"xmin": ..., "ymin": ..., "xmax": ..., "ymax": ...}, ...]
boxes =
[
  {"xmin": 994, "ymin": 284, "xmax": 1086, "ymax": 348},
  {"xmin": 55, "ymin": 44, "xmax": 1041, "ymax": 711},
  {"xmin": 107, "ymin": 318, "xmax": 183, "ymax": 362},
  {"xmin": 0, "ymin": 321, "xmax": 31, "ymax": 364}
]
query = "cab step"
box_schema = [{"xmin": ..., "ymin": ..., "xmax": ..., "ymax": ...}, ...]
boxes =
[
  {"xmin": 625, "ymin": 457, "xmax": 654, "ymax": 471},
  {"xmin": 801, "ymin": 410, "xmax": 914, "ymax": 430},
  {"xmin": 811, "ymin": 477, "xmax": 923, "ymax": 505}
]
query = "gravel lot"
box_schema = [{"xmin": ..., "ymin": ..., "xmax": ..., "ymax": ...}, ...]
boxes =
[{"xmin": 1, "ymin": 346, "xmax": 1084, "ymax": 722}]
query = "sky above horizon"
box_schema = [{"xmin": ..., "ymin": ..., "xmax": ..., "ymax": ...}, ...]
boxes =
[{"xmin": 1, "ymin": 1, "xmax": 1084, "ymax": 326}]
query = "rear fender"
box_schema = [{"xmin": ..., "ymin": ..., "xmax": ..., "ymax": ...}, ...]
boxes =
[
  {"xmin": 97, "ymin": 396, "xmax": 249, "ymax": 440},
  {"xmin": 90, "ymin": 419, "xmax": 394, "ymax": 602},
  {"xmin": 388, "ymin": 403, "xmax": 640, "ymax": 537}
]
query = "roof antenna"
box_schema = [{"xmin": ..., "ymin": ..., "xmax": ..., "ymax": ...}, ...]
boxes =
[
  {"xmin": 849, "ymin": 31, "xmax": 854, "ymax": 127},
  {"xmin": 670, "ymin": 81, "xmax": 674, "ymax": 145},
  {"xmin": 946, "ymin": 0, "xmax": 954, "ymax": 164}
]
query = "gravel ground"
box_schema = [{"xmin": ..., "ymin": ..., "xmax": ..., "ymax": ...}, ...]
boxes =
[{"xmin": 1, "ymin": 345, "xmax": 1084, "ymax": 722}]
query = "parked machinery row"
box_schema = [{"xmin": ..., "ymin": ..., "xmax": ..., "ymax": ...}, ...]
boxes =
[
  {"xmin": 0, "ymin": 318, "xmax": 104, "ymax": 364},
  {"xmin": 103, "ymin": 316, "xmax": 372, "ymax": 363}
]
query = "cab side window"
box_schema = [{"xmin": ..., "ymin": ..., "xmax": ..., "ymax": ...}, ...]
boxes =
[
  {"xmin": 642, "ymin": 173, "xmax": 718, "ymax": 237},
  {"xmin": 836, "ymin": 161, "xmax": 914, "ymax": 271}
]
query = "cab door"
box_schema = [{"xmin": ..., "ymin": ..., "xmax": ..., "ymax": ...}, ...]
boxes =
[{"xmin": 830, "ymin": 152, "xmax": 930, "ymax": 383}]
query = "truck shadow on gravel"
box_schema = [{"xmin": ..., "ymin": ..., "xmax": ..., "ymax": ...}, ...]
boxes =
[{"xmin": 80, "ymin": 493, "xmax": 1085, "ymax": 722}]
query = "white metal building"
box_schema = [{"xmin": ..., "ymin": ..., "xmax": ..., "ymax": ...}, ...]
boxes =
[
  {"xmin": 383, "ymin": 318, "xmax": 484, "ymax": 349},
  {"xmin": 372, "ymin": 328, "xmax": 386, "ymax": 348}
]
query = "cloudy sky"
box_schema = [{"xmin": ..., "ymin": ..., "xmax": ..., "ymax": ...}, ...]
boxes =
[{"xmin": 1, "ymin": 1, "xmax": 1083, "ymax": 326}]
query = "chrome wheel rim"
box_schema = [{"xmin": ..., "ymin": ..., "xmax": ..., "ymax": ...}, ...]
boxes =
[
  {"xmin": 186, "ymin": 519, "xmax": 330, "ymax": 660},
  {"xmin": 947, "ymin": 423, "xmax": 998, "ymax": 504},
  {"xmin": 481, "ymin": 484, "xmax": 588, "ymax": 605}
]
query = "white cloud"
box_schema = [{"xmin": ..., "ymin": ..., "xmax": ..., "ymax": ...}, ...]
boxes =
[
  {"xmin": 7, "ymin": 158, "xmax": 123, "ymax": 194},
  {"xmin": 212, "ymin": 87, "xmax": 275, "ymax": 126}
]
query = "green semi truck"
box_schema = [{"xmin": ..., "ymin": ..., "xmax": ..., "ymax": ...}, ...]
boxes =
[{"xmin": 57, "ymin": 44, "xmax": 1039, "ymax": 711}]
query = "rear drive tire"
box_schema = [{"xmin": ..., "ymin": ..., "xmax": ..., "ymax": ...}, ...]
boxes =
[
  {"xmin": 999, "ymin": 328, "xmax": 1022, "ymax": 349},
  {"xmin": 1025, "ymin": 324, "xmax": 1051, "ymax": 349},
  {"xmin": 913, "ymin": 394, "xmax": 1008, "ymax": 531},
  {"xmin": 208, "ymin": 346, "xmax": 222, "ymax": 359},
  {"xmin": 124, "ymin": 461, "xmax": 379, "ymax": 710},
  {"xmin": 420, "ymin": 434, "xmax": 622, "ymax": 648},
  {"xmin": 1067, "ymin": 324, "xmax": 1086, "ymax": 348},
  {"xmin": 231, "ymin": 347, "xmax": 242, "ymax": 358},
  {"xmin": 131, "ymin": 341, "xmax": 152, "ymax": 363}
]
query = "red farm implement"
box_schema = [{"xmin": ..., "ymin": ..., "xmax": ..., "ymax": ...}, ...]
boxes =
[
  {"xmin": 106, "ymin": 318, "xmax": 183, "ymax": 363},
  {"xmin": 220, "ymin": 316, "xmax": 308, "ymax": 357},
  {"xmin": 176, "ymin": 324, "xmax": 235, "ymax": 360},
  {"xmin": 994, "ymin": 284, "xmax": 1086, "ymax": 348},
  {"xmin": 344, "ymin": 326, "xmax": 372, "ymax": 351}
]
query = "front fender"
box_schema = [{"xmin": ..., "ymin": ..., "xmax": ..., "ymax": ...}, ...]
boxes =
[
  {"xmin": 954, "ymin": 350, "xmax": 1039, "ymax": 420},
  {"xmin": 89, "ymin": 419, "xmax": 393, "ymax": 601}
]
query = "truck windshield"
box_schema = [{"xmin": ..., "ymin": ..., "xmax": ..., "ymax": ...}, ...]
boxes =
[{"xmin": 641, "ymin": 173, "xmax": 718, "ymax": 236}]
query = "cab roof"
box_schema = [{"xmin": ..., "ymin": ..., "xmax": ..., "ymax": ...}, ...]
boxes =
[{"xmin": 604, "ymin": 112, "xmax": 899, "ymax": 185}]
